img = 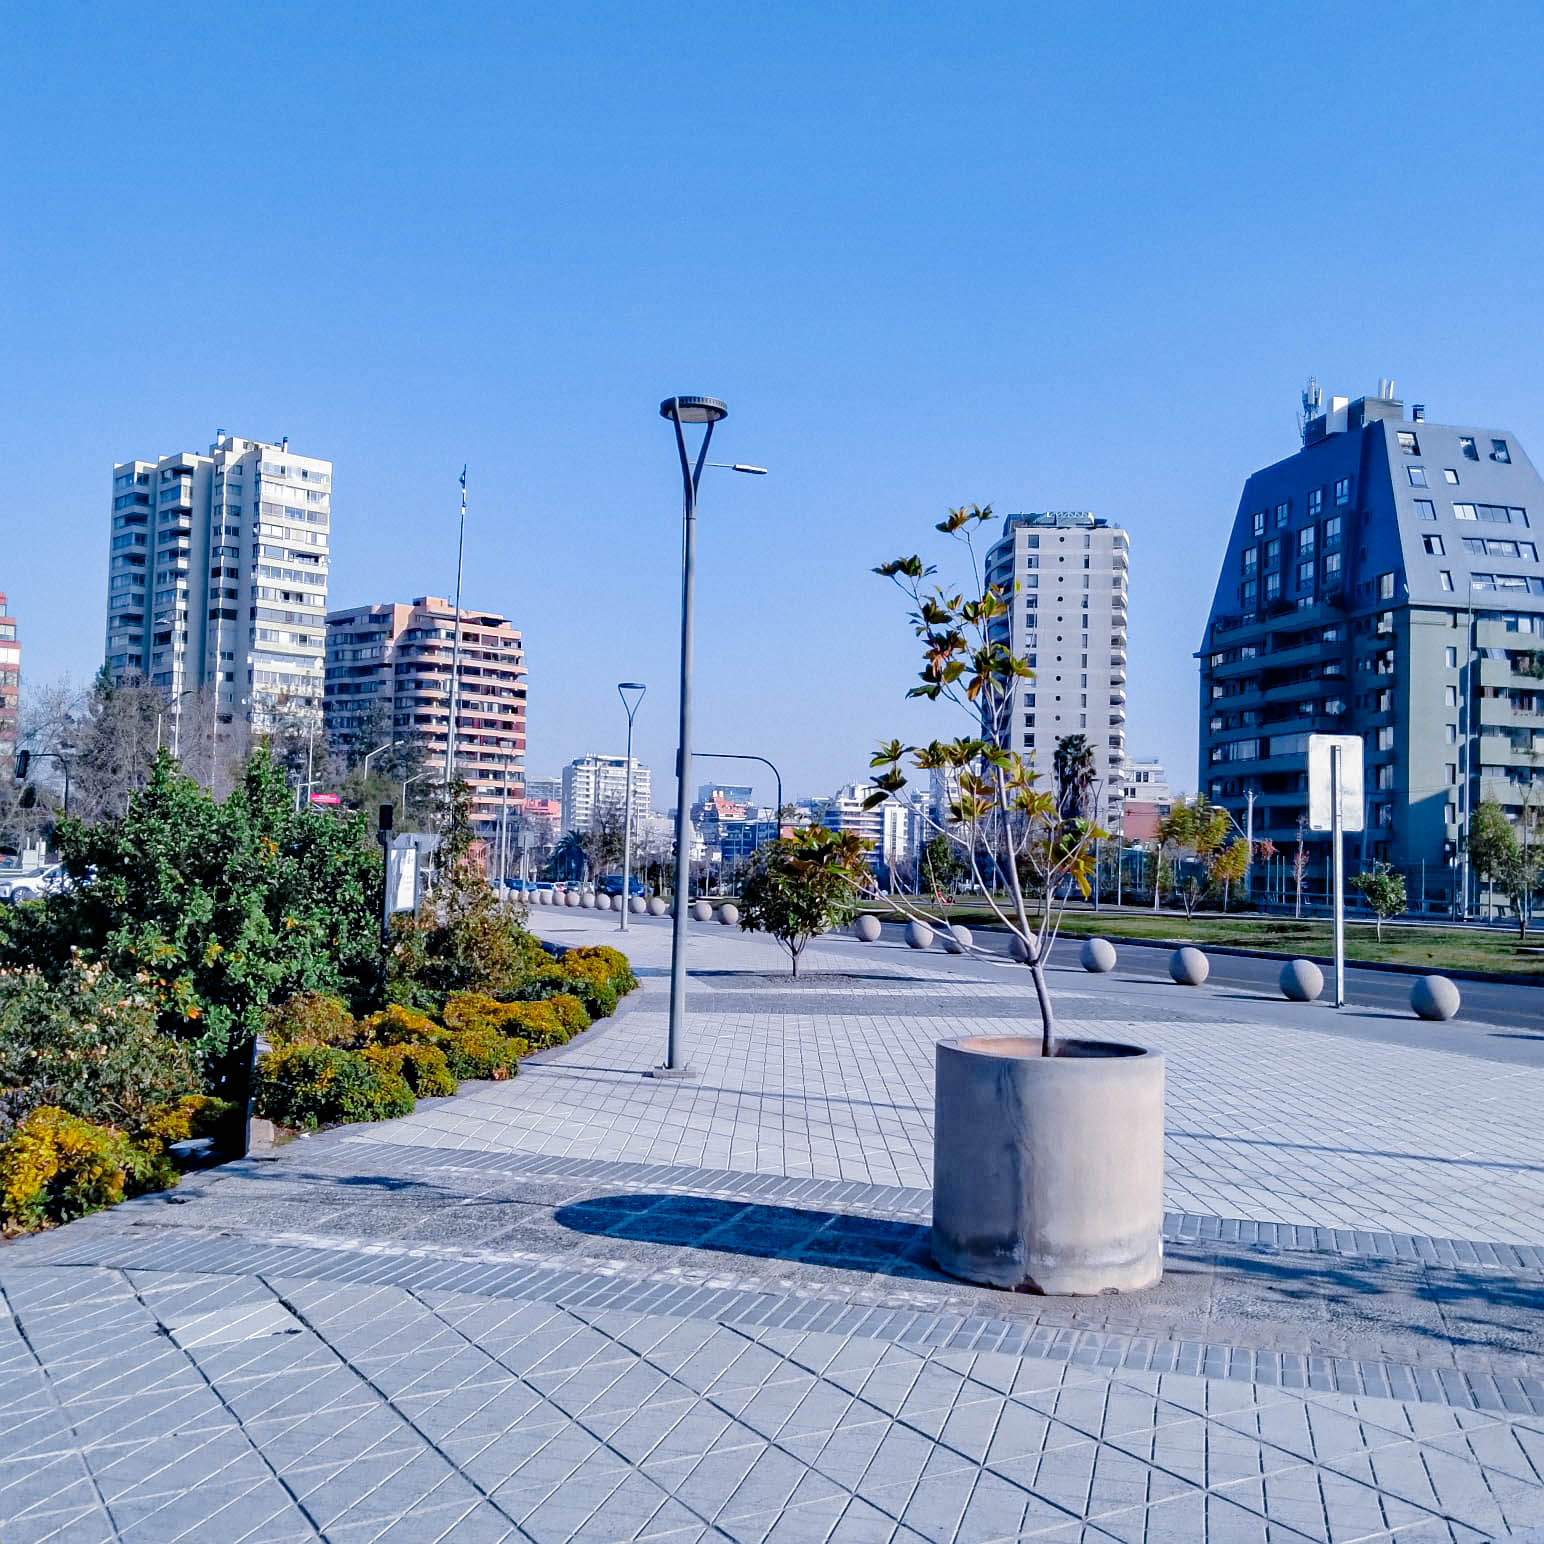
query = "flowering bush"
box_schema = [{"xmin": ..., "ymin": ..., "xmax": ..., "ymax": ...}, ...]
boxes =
[
  {"xmin": 0, "ymin": 1106, "xmax": 154, "ymax": 1231},
  {"xmin": 436, "ymin": 1024, "xmax": 522, "ymax": 1080},
  {"xmin": 359, "ymin": 1003, "xmax": 440, "ymax": 1047},
  {"xmin": 360, "ymin": 1043, "xmax": 457, "ymax": 1098}
]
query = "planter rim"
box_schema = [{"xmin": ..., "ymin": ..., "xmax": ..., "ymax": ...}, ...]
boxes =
[{"xmin": 939, "ymin": 1034, "xmax": 1158, "ymax": 1063}]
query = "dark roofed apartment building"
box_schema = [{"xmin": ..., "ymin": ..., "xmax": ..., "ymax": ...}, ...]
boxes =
[{"xmin": 1198, "ymin": 388, "xmax": 1544, "ymax": 914}]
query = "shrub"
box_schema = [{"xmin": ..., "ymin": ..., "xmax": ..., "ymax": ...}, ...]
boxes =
[
  {"xmin": 0, "ymin": 958, "xmax": 196, "ymax": 1140},
  {"xmin": 138, "ymin": 1094, "xmax": 235, "ymax": 1149},
  {"xmin": 254, "ymin": 1045, "xmax": 415, "ymax": 1129},
  {"xmin": 444, "ymin": 993, "xmax": 568, "ymax": 1052},
  {"xmin": 359, "ymin": 1003, "xmax": 441, "ymax": 1047},
  {"xmin": 360, "ymin": 1043, "xmax": 457, "ymax": 1098},
  {"xmin": 547, "ymin": 993, "xmax": 588, "ymax": 1038},
  {"xmin": 565, "ymin": 946, "xmax": 637, "ymax": 994},
  {"xmin": 0, "ymin": 1107, "xmax": 155, "ymax": 1231},
  {"xmin": 264, "ymin": 992, "xmax": 358, "ymax": 1049},
  {"xmin": 438, "ymin": 1025, "xmax": 520, "ymax": 1080}
]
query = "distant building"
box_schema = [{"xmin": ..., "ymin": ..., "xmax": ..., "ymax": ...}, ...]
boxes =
[
  {"xmin": 523, "ymin": 775, "xmax": 562, "ymax": 804},
  {"xmin": 1198, "ymin": 386, "xmax": 1544, "ymax": 907},
  {"xmin": 817, "ymin": 781, "xmax": 885, "ymax": 865},
  {"xmin": 106, "ymin": 433, "xmax": 332, "ymax": 738},
  {"xmin": 697, "ymin": 782, "xmax": 753, "ymax": 811},
  {"xmin": 881, "ymin": 792, "xmax": 928, "ymax": 884},
  {"xmin": 1122, "ymin": 757, "xmax": 1173, "ymax": 842},
  {"xmin": 561, "ymin": 754, "xmax": 651, "ymax": 834},
  {"xmin": 985, "ymin": 512, "xmax": 1131, "ymax": 828},
  {"xmin": 324, "ymin": 596, "xmax": 526, "ymax": 827},
  {"xmin": 0, "ymin": 593, "xmax": 17, "ymax": 761}
]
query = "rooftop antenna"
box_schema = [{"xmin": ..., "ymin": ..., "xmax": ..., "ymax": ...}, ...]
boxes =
[{"xmin": 1298, "ymin": 376, "xmax": 1322, "ymax": 444}]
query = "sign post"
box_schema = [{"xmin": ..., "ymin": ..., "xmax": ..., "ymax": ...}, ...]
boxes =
[{"xmin": 1307, "ymin": 734, "xmax": 1364, "ymax": 1008}]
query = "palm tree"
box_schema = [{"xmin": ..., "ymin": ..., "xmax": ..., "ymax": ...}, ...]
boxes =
[
  {"xmin": 552, "ymin": 830, "xmax": 588, "ymax": 882},
  {"xmin": 1052, "ymin": 734, "xmax": 1096, "ymax": 820}
]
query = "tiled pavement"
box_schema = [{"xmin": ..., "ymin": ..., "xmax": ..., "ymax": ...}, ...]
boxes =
[{"xmin": 2, "ymin": 913, "xmax": 1541, "ymax": 1541}]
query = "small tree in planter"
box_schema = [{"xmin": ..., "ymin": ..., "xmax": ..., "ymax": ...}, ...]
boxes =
[
  {"xmin": 872, "ymin": 505, "xmax": 1163, "ymax": 1296},
  {"xmin": 1349, "ymin": 862, "xmax": 1406, "ymax": 941},
  {"xmin": 737, "ymin": 826, "xmax": 873, "ymax": 977}
]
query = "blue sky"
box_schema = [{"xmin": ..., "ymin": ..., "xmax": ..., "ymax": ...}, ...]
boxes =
[{"xmin": 4, "ymin": 1, "xmax": 1542, "ymax": 808}]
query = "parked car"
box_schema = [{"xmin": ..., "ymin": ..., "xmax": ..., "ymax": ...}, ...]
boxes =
[
  {"xmin": 596, "ymin": 875, "xmax": 646, "ymax": 898},
  {"xmin": 0, "ymin": 863, "xmax": 71, "ymax": 903}
]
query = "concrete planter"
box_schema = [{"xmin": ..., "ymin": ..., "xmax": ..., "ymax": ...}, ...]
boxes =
[
  {"xmin": 691, "ymin": 900, "xmax": 713, "ymax": 921},
  {"xmin": 1079, "ymin": 937, "xmax": 1116, "ymax": 973},
  {"xmin": 646, "ymin": 896, "xmax": 667, "ymax": 916},
  {"xmin": 853, "ymin": 914, "xmax": 882, "ymax": 943},
  {"xmin": 932, "ymin": 1036, "xmax": 1165, "ymax": 1295},
  {"xmin": 717, "ymin": 903, "xmax": 739, "ymax": 925}
]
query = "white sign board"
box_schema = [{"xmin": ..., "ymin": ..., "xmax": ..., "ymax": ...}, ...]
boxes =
[
  {"xmin": 1307, "ymin": 734, "xmax": 1365, "ymax": 833},
  {"xmin": 386, "ymin": 843, "xmax": 419, "ymax": 914}
]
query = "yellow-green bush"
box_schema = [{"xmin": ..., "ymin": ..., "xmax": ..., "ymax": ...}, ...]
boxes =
[
  {"xmin": 444, "ymin": 993, "xmax": 569, "ymax": 1052},
  {"xmin": 263, "ymin": 991, "xmax": 358, "ymax": 1049},
  {"xmin": 439, "ymin": 1024, "xmax": 520, "ymax": 1080},
  {"xmin": 565, "ymin": 945, "xmax": 637, "ymax": 993},
  {"xmin": 254, "ymin": 1045, "xmax": 415, "ymax": 1129},
  {"xmin": 138, "ymin": 1095, "xmax": 235, "ymax": 1149},
  {"xmin": 361, "ymin": 1043, "xmax": 457, "ymax": 1098},
  {"xmin": 0, "ymin": 1107, "xmax": 154, "ymax": 1230},
  {"xmin": 547, "ymin": 993, "xmax": 588, "ymax": 1038},
  {"xmin": 359, "ymin": 1003, "xmax": 441, "ymax": 1047}
]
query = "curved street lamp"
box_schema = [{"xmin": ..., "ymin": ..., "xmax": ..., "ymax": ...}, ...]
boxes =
[
  {"xmin": 654, "ymin": 396, "xmax": 765, "ymax": 1077},
  {"xmin": 617, "ymin": 682, "xmax": 646, "ymax": 933}
]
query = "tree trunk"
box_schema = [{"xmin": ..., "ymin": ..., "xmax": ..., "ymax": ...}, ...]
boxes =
[{"xmin": 1029, "ymin": 958, "xmax": 1057, "ymax": 1059}]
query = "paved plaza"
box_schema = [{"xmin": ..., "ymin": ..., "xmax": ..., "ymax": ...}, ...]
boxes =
[{"xmin": 3, "ymin": 913, "xmax": 1543, "ymax": 1541}]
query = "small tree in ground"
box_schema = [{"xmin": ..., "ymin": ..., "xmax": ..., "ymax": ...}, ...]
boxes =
[
  {"xmin": 1468, "ymin": 799, "xmax": 1519, "ymax": 922},
  {"xmin": 737, "ymin": 826, "xmax": 873, "ymax": 976},
  {"xmin": 920, "ymin": 832, "xmax": 961, "ymax": 898},
  {"xmin": 1350, "ymin": 862, "xmax": 1407, "ymax": 941},
  {"xmin": 1208, "ymin": 837, "xmax": 1251, "ymax": 913},
  {"xmin": 1292, "ymin": 816, "xmax": 1310, "ymax": 918},
  {"xmin": 869, "ymin": 504, "xmax": 1104, "ymax": 1057},
  {"xmin": 1154, "ymin": 796, "xmax": 1230, "ymax": 914}
]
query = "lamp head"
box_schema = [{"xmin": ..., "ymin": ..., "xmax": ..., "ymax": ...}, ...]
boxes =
[
  {"xmin": 618, "ymin": 681, "xmax": 647, "ymax": 715},
  {"xmin": 660, "ymin": 395, "xmax": 728, "ymax": 425}
]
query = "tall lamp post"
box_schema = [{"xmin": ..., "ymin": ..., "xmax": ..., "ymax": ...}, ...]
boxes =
[
  {"xmin": 617, "ymin": 682, "xmax": 646, "ymax": 933},
  {"xmin": 655, "ymin": 396, "xmax": 766, "ymax": 1078},
  {"xmin": 695, "ymin": 752, "xmax": 783, "ymax": 833},
  {"xmin": 445, "ymin": 467, "xmax": 468, "ymax": 793}
]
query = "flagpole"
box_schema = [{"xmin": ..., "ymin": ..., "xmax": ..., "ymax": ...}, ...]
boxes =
[{"xmin": 446, "ymin": 467, "xmax": 467, "ymax": 794}]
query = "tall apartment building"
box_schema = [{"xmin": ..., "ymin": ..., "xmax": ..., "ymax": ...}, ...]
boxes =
[
  {"xmin": 818, "ymin": 781, "xmax": 886, "ymax": 862},
  {"xmin": 1197, "ymin": 388, "xmax": 1544, "ymax": 907},
  {"xmin": 560, "ymin": 755, "xmax": 651, "ymax": 834},
  {"xmin": 985, "ymin": 512, "xmax": 1130, "ymax": 827},
  {"xmin": 0, "ymin": 593, "xmax": 18, "ymax": 761},
  {"xmin": 106, "ymin": 434, "xmax": 330, "ymax": 733},
  {"xmin": 324, "ymin": 597, "xmax": 526, "ymax": 826}
]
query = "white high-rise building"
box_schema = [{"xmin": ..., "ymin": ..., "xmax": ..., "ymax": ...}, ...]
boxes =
[
  {"xmin": 561, "ymin": 754, "xmax": 651, "ymax": 834},
  {"xmin": 106, "ymin": 433, "xmax": 330, "ymax": 735},
  {"xmin": 985, "ymin": 512, "xmax": 1130, "ymax": 828}
]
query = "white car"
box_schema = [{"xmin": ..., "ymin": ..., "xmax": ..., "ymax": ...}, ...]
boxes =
[{"xmin": 0, "ymin": 863, "xmax": 71, "ymax": 902}]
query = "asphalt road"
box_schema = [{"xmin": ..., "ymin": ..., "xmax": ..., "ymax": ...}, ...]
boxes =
[{"xmin": 871, "ymin": 919, "xmax": 1544, "ymax": 1065}]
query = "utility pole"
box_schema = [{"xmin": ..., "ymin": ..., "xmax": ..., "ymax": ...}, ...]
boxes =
[{"xmin": 445, "ymin": 467, "xmax": 468, "ymax": 793}]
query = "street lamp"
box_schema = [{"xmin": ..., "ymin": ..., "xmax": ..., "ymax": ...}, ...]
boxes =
[
  {"xmin": 617, "ymin": 682, "xmax": 646, "ymax": 933},
  {"xmin": 655, "ymin": 395, "xmax": 765, "ymax": 1078},
  {"xmin": 695, "ymin": 752, "xmax": 783, "ymax": 833},
  {"xmin": 363, "ymin": 741, "xmax": 397, "ymax": 775}
]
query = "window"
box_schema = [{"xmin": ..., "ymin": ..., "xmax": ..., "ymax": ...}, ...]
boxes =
[
  {"xmin": 1275, "ymin": 502, "xmax": 1290, "ymax": 527},
  {"xmin": 1298, "ymin": 526, "xmax": 1315, "ymax": 554},
  {"xmin": 1446, "ymin": 765, "xmax": 1458, "ymax": 786},
  {"xmin": 1439, "ymin": 570, "xmax": 1454, "ymax": 591},
  {"xmin": 1242, "ymin": 545, "xmax": 1258, "ymax": 574},
  {"xmin": 1397, "ymin": 431, "xmax": 1420, "ymax": 455},
  {"xmin": 1454, "ymin": 502, "xmax": 1476, "ymax": 520},
  {"xmin": 1378, "ymin": 572, "xmax": 1396, "ymax": 600},
  {"xmin": 1241, "ymin": 581, "xmax": 1257, "ymax": 606},
  {"xmin": 1309, "ymin": 488, "xmax": 1324, "ymax": 515},
  {"xmin": 1265, "ymin": 537, "xmax": 1281, "ymax": 565},
  {"xmin": 1492, "ymin": 439, "xmax": 1511, "ymax": 463},
  {"xmin": 1459, "ymin": 436, "xmax": 1478, "ymax": 461},
  {"xmin": 1265, "ymin": 571, "xmax": 1281, "ymax": 602},
  {"xmin": 1334, "ymin": 478, "xmax": 1350, "ymax": 505},
  {"xmin": 1322, "ymin": 552, "xmax": 1341, "ymax": 579},
  {"xmin": 1251, "ymin": 510, "xmax": 1265, "ymax": 537},
  {"xmin": 1444, "ymin": 685, "xmax": 1459, "ymax": 707},
  {"xmin": 1325, "ymin": 516, "xmax": 1342, "ymax": 543},
  {"xmin": 1297, "ymin": 560, "xmax": 1314, "ymax": 586},
  {"xmin": 1445, "ymin": 646, "xmax": 1458, "ymax": 668},
  {"xmin": 1423, "ymin": 534, "xmax": 1445, "ymax": 556},
  {"xmin": 1408, "ymin": 466, "xmax": 1428, "ymax": 487},
  {"xmin": 1376, "ymin": 726, "xmax": 1394, "ymax": 751},
  {"xmin": 1378, "ymin": 765, "xmax": 1395, "ymax": 790},
  {"xmin": 1414, "ymin": 499, "xmax": 1437, "ymax": 521},
  {"xmin": 1445, "ymin": 724, "xmax": 1458, "ymax": 744},
  {"xmin": 1443, "ymin": 468, "xmax": 1460, "ymax": 485}
]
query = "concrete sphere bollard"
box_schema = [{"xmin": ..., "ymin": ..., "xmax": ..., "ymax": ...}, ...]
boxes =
[
  {"xmin": 853, "ymin": 914, "xmax": 882, "ymax": 943},
  {"xmin": 1168, "ymin": 946, "xmax": 1209, "ymax": 986},
  {"xmin": 563, "ymin": 889, "xmax": 579, "ymax": 907},
  {"xmin": 1080, "ymin": 937, "xmax": 1117, "ymax": 973},
  {"xmin": 717, "ymin": 903, "xmax": 739, "ymax": 925},
  {"xmin": 579, "ymin": 891, "xmax": 593, "ymax": 909},
  {"xmin": 905, "ymin": 920, "xmax": 934, "ymax": 950},
  {"xmin": 1008, "ymin": 934, "xmax": 1031, "ymax": 963},
  {"xmin": 1279, "ymin": 959, "xmax": 1323, "ymax": 1002},
  {"xmin": 942, "ymin": 923, "xmax": 972, "ymax": 954},
  {"xmin": 691, "ymin": 900, "xmax": 713, "ymax": 922},
  {"xmin": 1412, "ymin": 974, "xmax": 1461, "ymax": 1021},
  {"xmin": 629, "ymin": 895, "xmax": 646, "ymax": 914},
  {"xmin": 646, "ymin": 896, "xmax": 667, "ymax": 916},
  {"xmin": 593, "ymin": 893, "xmax": 611, "ymax": 911}
]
